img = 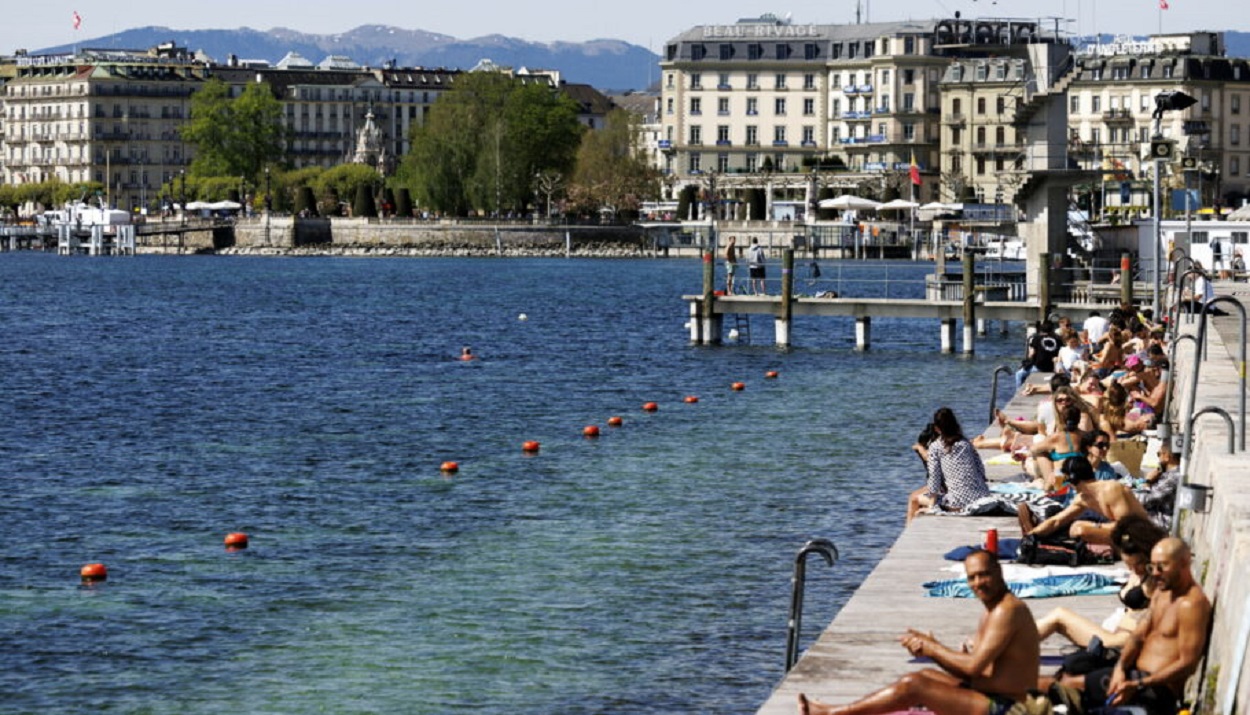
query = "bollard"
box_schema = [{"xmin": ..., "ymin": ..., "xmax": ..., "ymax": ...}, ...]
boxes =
[
  {"xmin": 1120, "ymin": 251, "xmax": 1133, "ymax": 306},
  {"xmin": 962, "ymin": 252, "xmax": 976, "ymax": 354},
  {"xmin": 778, "ymin": 248, "xmax": 794, "ymax": 347}
]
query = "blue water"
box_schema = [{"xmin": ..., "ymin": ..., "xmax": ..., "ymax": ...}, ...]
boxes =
[{"xmin": 0, "ymin": 255, "xmax": 1022, "ymax": 714}]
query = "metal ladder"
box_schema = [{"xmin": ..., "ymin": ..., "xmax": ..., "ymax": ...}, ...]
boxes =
[{"xmin": 732, "ymin": 312, "xmax": 752, "ymax": 344}]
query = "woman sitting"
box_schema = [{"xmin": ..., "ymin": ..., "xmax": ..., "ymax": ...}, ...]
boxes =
[
  {"xmin": 1029, "ymin": 401, "xmax": 1092, "ymax": 491},
  {"xmin": 907, "ymin": 407, "xmax": 992, "ymax": 523},
  {"xmin": 1036, "ymin": 515, "xmax": 1166, "ymax": 650}
]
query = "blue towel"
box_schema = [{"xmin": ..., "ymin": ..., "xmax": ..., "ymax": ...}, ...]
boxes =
[
  {"xmin": 991, "ymin": 483, "xmax": 1043, "ymax": 495},
  {"xmin": 923, "ymin": 572, "xmax": 1120, "ymax": 598},
  {"xmin": 943, "ymin": 538, "xmax": 1022, "ymax": 562}
]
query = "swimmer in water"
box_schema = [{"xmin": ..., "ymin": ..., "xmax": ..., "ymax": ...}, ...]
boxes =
[{"xmin": 460, "ymin": 346, "xmax": 476, "ymax": 361}]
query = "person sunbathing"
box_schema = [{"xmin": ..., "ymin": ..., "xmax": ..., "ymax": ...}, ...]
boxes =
[
  {"xmin": 1020, "ymin": 456, "xmax": 1150, "ymax": 546},
  {"xmin": 798, "ymin": 550, "xmax": 1047, "ymax": 715},
  {"xmin": 907, "ymin": 408, "xmax": 991, "ymax": 524},
  {"xmin": 1028, "ymin": 404, "xmax": 1086, "ymax": 491},
  {"xmin": 1035, "ymin": 515, "xmax": 1166, "ymax": 651}
]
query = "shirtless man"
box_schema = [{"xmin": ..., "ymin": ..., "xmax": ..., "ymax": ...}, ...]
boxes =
[
  {"xmin": 1057, "ymin": 537, "xmax": 1211, "ymax": 715},
  {"xmin": 1021, "ymin": 455, "xmax": 1150, "ymax": 545},
  {"xmin": 797, "ymin": 550, "xmax": 1047, "ymax": 715}
]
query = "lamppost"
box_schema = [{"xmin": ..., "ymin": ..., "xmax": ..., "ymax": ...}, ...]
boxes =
[
  {"xmin": 1150, "ymin": 90, "xmax": 1197, "ymax": 317},
  {"xmin": 179, "ymin": 169, "xmax": 186, "ymax": 226},
  {"xmin": 264, "ymin": 166, "xmax": 272, "ymax": 247}
]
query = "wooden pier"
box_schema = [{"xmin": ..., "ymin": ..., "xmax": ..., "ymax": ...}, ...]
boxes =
[{"xmin": 754, "ymin": 381, "xmax": 1120, "ymax": 714}]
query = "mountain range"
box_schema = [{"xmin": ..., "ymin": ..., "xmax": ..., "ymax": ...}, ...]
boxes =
[
  {"xmin": 35, "ymin": 26, "xmax": 1250, "ymax": 93},
  {"xmin": 38, "ymin": 25, "xmax": 663, "ymax": 92}
]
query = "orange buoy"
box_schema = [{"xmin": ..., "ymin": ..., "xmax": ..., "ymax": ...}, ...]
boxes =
[
  {"xmin": 684, "ymin": 395, "xmax": 699, "ymax": 404},
  {"xmin": 583, "ymin": 425, "xmax": 600, "ymax": 437},
  {"xmin": 224, "ymin": 532, "xmax": 250, "ymax": 550},
  {"xmin": 522, "ymin": 440, "xmax": 541, "ymax": 453},
  {"xmin": 765, "ymin": 370, "xmax": 779, "ymax": 379},
  {"xmin": 731, "ymin": 382, "xmax": 746, "ymax": 391},
  {"xmin": 80, "ymin": 563, "xmax": 108, "ymax": 582},
  {"xmin": 642, "ymin": 402, "xmax": 659, "ymax": 412},
  {"xmin": 607, "ymin": 416, "xmax": 624, "ymax": 427},
  {"xmin": 440, "ymin": 461, "xmax": 460, "ymax": 474}
]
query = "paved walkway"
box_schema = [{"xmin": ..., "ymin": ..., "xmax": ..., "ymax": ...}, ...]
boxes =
[{"xmin": 755, "ymin": 379, "xmax": 1120, "ymax": 715}]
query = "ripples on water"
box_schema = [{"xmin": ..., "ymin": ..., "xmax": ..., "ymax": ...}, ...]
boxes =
[{"xmin": 0, "ymin": 255, "xmax": 1021, "ymax": 713}]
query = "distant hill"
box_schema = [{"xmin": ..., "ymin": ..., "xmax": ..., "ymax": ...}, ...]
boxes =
[{"xmin": 36, "ymin": 24, "xmax": 661, "ymax": 91}]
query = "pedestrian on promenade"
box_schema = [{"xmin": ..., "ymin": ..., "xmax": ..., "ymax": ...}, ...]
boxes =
[
  {"xmin": 798, "ymin": 550, "xmax": 1047, "ymax": 715},
  {"xmin": 749, "ymin": 238, "xmax": 767, "ymax": 294},
  {"xmin": 724, "ymin": 236, "xmax": 739, "ymax": 294},
  {"xmin": 1015, "ymin": 320, "xmax": 1061, "ymax": 389}
]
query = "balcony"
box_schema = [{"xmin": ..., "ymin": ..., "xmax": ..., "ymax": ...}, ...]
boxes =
[
  {"xmin": 842, "ymin": 111, "xmax": 872, "ymax": 121},
  {"xmin": 657, "ymin": 139, "xmax": 673, "ymax": 150},
  {"xmin": 800, "ymin": 140, "xmax": 818, "ymax": 148},
  {"xmin": 1102, "ymin": 108, "xmax": 1134, "ymax": 124},
  {"xmin": 716, "ymin": 140, "xmax": 733, "ymax": 146},
  {"xmin": 857, "ymin": 84, "xmax": 874, "ymax": 94},
  {"xmin": 842, "ymin": 85, "xmax": 858, "ymax": 94},
  {"xmin": 717, "ymin": 83, "xmax": 732, "ymax": 91},
  {"xmin": 772, "ymin": 140, "xmax": 790, "ymax": 147}
]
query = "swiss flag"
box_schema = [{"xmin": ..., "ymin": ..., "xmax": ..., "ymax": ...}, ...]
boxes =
[{"xmin": 1159, "ymin": 0, "xmax": 1169, "ymax": 8}]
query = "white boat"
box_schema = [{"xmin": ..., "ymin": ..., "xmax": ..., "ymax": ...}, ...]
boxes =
[{"xmin": 984, "ymin": 238, "xmax": 1026, "ymax": 261}]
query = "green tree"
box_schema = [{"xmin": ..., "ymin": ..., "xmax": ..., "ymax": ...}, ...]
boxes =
[
  {"xmin": 568, "ymin": 109, "xmax": 659, "ymax": 220},
  {"xmin": 400, "ymin": 72, "xmax": 583, "ymax": 216},
  {"xmin": 316, "ymin": 164, "xmax": 381, "ymax": 208},
  {"xmin": 181, "ymin": 78, "xmax": 286, "ymax": 183}
]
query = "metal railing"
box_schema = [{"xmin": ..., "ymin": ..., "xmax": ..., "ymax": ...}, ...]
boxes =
[{"xmin": 785, "ymin": 538, "xmax": 838, "ymax": 672}]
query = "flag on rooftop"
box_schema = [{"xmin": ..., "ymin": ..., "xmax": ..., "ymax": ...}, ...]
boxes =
[
  {"xmin": 1159, "ymin": 0, "xmax": 1169, "ymax": 9},
  {"xmin": 909, "ymin": 151, "xmax": 921, "ymax": 186},
  {"xmin": 72, "ymin": 11, "xmax": 82, "ymax": 30}
]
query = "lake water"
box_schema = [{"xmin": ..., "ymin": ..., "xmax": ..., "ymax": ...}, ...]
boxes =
[{"xmin": 0, "ymin": 254, "xmax": 1022, "ymax": 714}]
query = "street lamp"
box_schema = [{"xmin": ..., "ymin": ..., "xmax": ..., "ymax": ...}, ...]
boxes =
[
  {"xmin": 179, "ymin": 169, "xmax": 186, "ymax": 226},
  {"xmin": 264, "ymin": 167, "xmax": 272, "ymax": 212},
  {"xmin": 1150, "ymin": 90, "xmax": 1197, "ymax": 317}
]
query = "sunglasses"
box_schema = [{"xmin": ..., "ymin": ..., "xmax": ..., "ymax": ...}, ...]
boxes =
[{"xmin": 1093, "ymin": 442, "xmax": 1110, "ymax": 449}]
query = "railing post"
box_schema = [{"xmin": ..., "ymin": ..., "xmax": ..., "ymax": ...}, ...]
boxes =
[
  {"xmin": 701, "ymin": 249, "xmax": 719, "ymax": 345},
  {"xmin": 786, "ymin": 539, "xmax": 838, "ymax": 672},
  {"xmin": 1120, "ymin": 250, "xmax": 1133, "ymax": 306},
  {"xmin": 962, "ymin": 252, "xmax": 976, "ymax": 354},
  {"xmin": 1038, "ymin": 252, "xmax": 1051, "ymax": 323},
  {"xmin": 777, "ymin": 248, "xmax": 794, "ymax": 347}
]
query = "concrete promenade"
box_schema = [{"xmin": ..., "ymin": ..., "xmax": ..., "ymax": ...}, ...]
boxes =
[{"xmin": 755, "ymin": 280, "xmax": 1250, "ymax": 715}]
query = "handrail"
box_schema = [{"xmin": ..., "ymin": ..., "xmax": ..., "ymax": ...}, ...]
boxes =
[
  {"xmin": 1173, "ymin": 406, "xmax": 1238, "ymax": 534},
  {"xmin": 1175, "ymin": 295, "xmax": 1247, "ymax": 531},
  {"xmin": 786, "ymin": 538, "xmax": 838, "ymax": 672},
  {"xmin": 1159, "ymin": 333, "xmax": 1200, "ymax": 443},
  {"xmin": 989, "ymin": 365, "xmax": 1015, "ymax": 426},
  {"xmin": 1170, "ymin": 269, "xmax": 1206, "ymax": 330}
]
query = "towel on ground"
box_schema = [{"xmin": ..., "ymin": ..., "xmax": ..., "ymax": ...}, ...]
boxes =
[
  {"xmin": 924, "ymin": 572, "xmax": 1120, "ymax": 598},
  {"xmin": 929, "ymin": 491, "xmax": 1064, "ymax": 520},
  {"xmin": 944, "ymin": 538, "xmax": 1023, "ymax": 561},
  {"xmin": 942, "ymin": 562, "xmax": 1130, "ymax": 583}
]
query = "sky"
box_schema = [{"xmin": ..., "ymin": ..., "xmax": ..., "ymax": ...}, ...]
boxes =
[{"xmin": 3, "ymin": 0, "xmax": 1244, "ymax": 56}]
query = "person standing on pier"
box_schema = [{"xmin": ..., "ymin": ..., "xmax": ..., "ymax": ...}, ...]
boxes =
[
  {"xmin": 748, "ymin": 238, "xmax": 767, "ymax": 294},
  {"xmin": 724, "ymin": 236, "xmax": 739, "ymax": 294},
  {"xmin": 1015, "ymin": 321, "xmax": 1061, "ymax": 389},
  {"xmin": 797, "ymin": 549, "xmax": 1047, "ymax": 715}
]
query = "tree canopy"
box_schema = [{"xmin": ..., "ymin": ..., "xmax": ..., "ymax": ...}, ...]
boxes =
[
  {"xmin": 181, "ymin": 79, "xmax": 286, "ymax": 183},
  {"xmin": 399, "ymin": 73, "xmax": 583, "ymax": 216},
  {"xmin": 566, "ymin": 109, "xmax": 660, "ymax": 219}
]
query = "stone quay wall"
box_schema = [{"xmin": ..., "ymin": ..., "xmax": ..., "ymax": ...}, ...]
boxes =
[{"xmin": 225, "ymin": 216, "xmax": 659, "ymax": 257}]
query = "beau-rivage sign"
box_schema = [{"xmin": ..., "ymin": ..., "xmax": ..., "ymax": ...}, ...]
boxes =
[{"xmin": 702, "ymin": 24, "xmax": 823, "ymax": 39}]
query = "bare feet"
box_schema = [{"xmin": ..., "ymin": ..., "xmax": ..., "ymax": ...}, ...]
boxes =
[{"xmin": 1017, "ymin": 502, "xmax": 1037, "ymax": 534}]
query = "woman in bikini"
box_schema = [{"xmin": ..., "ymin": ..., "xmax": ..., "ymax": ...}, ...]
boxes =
[{"xmin": 1029, "ymin": 403, "xmax": 1085, "ymax": 491}]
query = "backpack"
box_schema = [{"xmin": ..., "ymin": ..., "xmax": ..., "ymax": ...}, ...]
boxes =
[{"xmin": 1017, "ymin": 533, "xmax": 1087, "ymax": 566}]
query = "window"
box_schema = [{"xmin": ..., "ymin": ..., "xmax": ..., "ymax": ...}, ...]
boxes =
[
  {"xmin": 1091, "ymin": 128, "xmax": 1101, "ymax": 145},
  {"xmin": 995, "ymin": 126, "xmax": 1006, "ymax": 145},
  {"xmin": 903, "ymin": 93, "xmax": 914, "ymax": 111},
  {"xmin": 848, "ymin": 42, "xmax": 859, "ymax": 59},
  {"xmin": 776, "ymin": 44, "xmax": 792, "ymax": 60},
  {"xmin": 774, "ymin": 126, "xmax": 787, "ymax": 144},
  {"xmin": 666, "ymin": 98, "xmax": 674, "ymax": 114},
  {"xmin": 1233, "ymin": 157, "xmax": 1242, "ymax": 176},
  {"xmin": 748, "ymin": 44, "xmax": 763, "ymax": 60},
  {"xmin": 775, "ymin": 98, "xmax": 787, "ymax": 115},
  {"xmin": 717, "ymin": 125, "xmax": 730, "ymax": 144},
  {"xmin": 747, "ymin": 97, "xmax": 758, "ymax": 115},
  {"xmin": 977, "ymin": 126, "xmax": 986, "ymax": 146},
  {"xmin": 803, "ymin": 73, "xmax": 815, "ymax": 90},
  {"xmin": 775, "ymin": 74, "xmax": 787, "ymax": 90},
  {"xmin": 952, "ymin": 98, "xmax": 962, "ymax": 115},
  {"xmin": 1232, "ymin": 124, "xmax": 1241, "ymax": 145},
  {"xmin": 804, "ymin": 44, "xmax": 819, "ymax": 60},
  {"xmin": 903, "ymin": 123, "xmax": 915, "ymax": 141},
  {"xmin": 904, "ymin": 37, "xmax": 915, "ymax": 54},
  {"xmin": 718, "ymin": 153, "xmax": 730, "ymax": 172},
  {"xmin": 747, "ymin": 73, "xmax": 759, "ymax": 90},
  {"xmin": 690, "ymin": 98, "xmax": 702, "ymax": 115},
  {"xmin": 831, "ymin": 98, "xmax": 840, "ymax": 115},
  {"xmin": 691, "ymin": 45, "xmax": 706, "ymax": 61},
  {"xmin": 831, "ymin": 43, "xmax": 842, "ymax": 59},
  {"xmin": 690, "ymin": 73, "xmax": 703, "ymax": 89},
  {"xmin": 1202, "ymin": 92, "xmax": 1211, "ymax": 111},
  {"xmin": 803, "ymin": 98, "xmax": 815, "ymax": 116},
  {"xmin": 952, "ymin": 154, "xmax": 962, "ymax": 172},
  {"xmin": 1091, "ymin": 96, "xmax": 1101, "ymax": 112},
  {"xmin": 951, "ymin": 127, "xmax": 962, "ymax": 144},
  {"xmin": 746, "ymin": 126, "xmax": 759, "ymax": 145},
  {"xmin": 831, "ymin": 73, "xmax": 841, "ymax": 88},
  {"xmin": 689, "ymin": 125, "xmax": 702, "ymax": 144},
  {"xmin": 1233, "ymin": 95, "xmax": 1242, "ymax": 114},
  {"xmin": 746, "ymin": 154, "xmax": 758, "ymax": 172},
  {"xmin": 881, "ymin": 69, "xmax": 891, "ymax": 85},
  {"xmin": 666, "ymin": 73, "xmax": 674, "ymax": 88},
  {"xmin": 1163, "ymin": 65, "xmax": 1173, "ymax": 79},
  {"xmin": 1140, "ymin": 95, "xmax": 1151, "ymax": 112},
  {"xmin": 996, "ymin": 64, "xmax": 1007, "ymax": 80},
  {"xmin": 996, "ymin": 97, "xmax": 1005, "ymax": 114},
  {"xmin": 802, "ymin": 126, "xmax": 815, "ymax": 145},
  {"xmin": 976, "ymin": 64, "xmax": 988, "ymax": 81},
  {"xmin": 689, "ymin": 153, "xmax": 702, "ymax": 173},
  {"xmin": 903, "ymin": 69, "xmax": 915, "ymax": 85},
  {"xmin": 718, "ymin": 73, "xmax": 730, "ymax": 89},
  {"xmin": 976, "ymin": 157, "xmax": 986, "ymax": 175},
  {"xmin": 719, "ymin": 44, "xmax": 733, "ymax": 61},
  {"xmin": 977, "ymin": 97, "xmax": 986, "ymax": 114},
  {"xmin": 718, "ymin": 97, "xmax": 730, "ymax": 115}
]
